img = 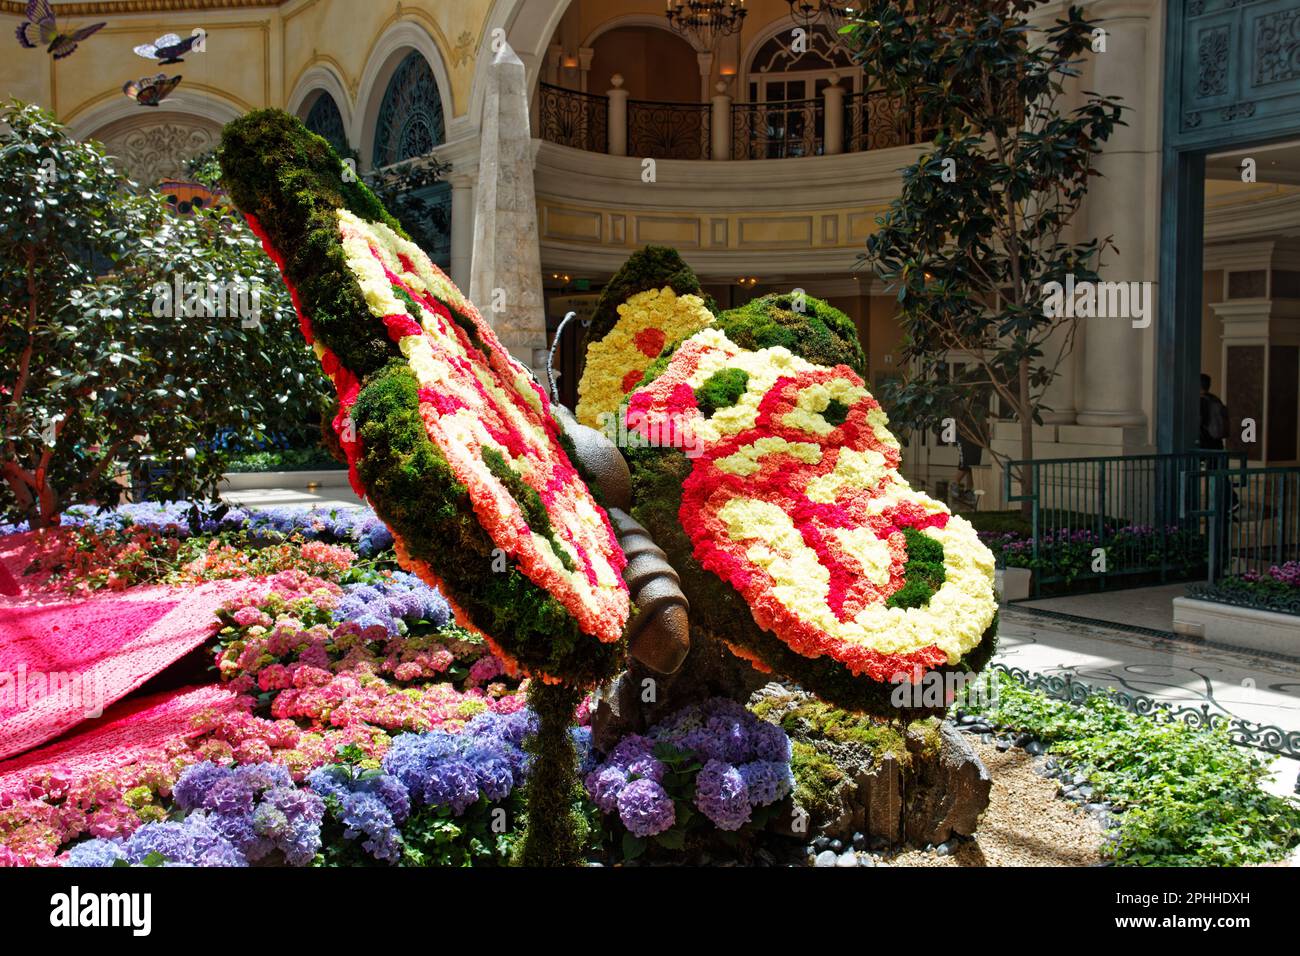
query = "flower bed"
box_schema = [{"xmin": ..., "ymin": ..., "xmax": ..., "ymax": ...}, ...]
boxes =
[
  {"xmin": 1188, "ymin": 562, "xmax": 1300, "ymax": 616},
  {"xmin": 978, "ymin": 524, "xmax": 1206, "ymax": 589}
]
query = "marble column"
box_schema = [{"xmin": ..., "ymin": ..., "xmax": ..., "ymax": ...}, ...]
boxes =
[
  {"xmin": 448, "ymin": 172, "xmax": 475, "ymax": 292},
  {"xmin": 470, "ymin": 42, "xmax": 548, "ymax": 379},
  {"xmin": 1074, "ymin": 13, "xmax": 1149, "ymax": 430}
]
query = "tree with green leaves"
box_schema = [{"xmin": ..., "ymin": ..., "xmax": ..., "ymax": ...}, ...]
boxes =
[
  {"xmin": 0, "ymin": 101, "xmax": 326, "ymax": 526},
  {"xmin": 848, "ymin": 2, "xmax": 1123, "ymax": 505}
]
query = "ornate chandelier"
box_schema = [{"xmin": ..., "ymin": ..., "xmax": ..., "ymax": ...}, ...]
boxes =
[
  {"xmin": 785, "ymin": 1, "xmax": 859, "ymax": 42},
  {"xmin": 665, "ymin": 1, "xmax": 748, "ymax": 52}
]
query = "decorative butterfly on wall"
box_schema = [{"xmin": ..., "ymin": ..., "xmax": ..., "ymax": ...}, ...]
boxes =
[
  {"xmin": 133, "ymin": 33, "xmax": 199, "ymax": 65},
  {"xmin": 15, "ymin": 0, "xmax": 105, "ymax": 60},
  {"xmin": 123, "ymin": 74, "xmax": 183, "ymax": 108}
]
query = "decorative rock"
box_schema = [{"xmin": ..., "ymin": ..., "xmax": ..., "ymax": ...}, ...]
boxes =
[
  {"xmin": 835, "ymin": 850, "xmax": 859, "ymax": 868},
  {"xmin": 935, "ymin": 841, "xmax": 954, "ymax": 856},
  {"xmin": 829, "ymin": 839, "xmax": 844, "ymax": 853},
  {"xmin": 1025, "ymin": 740, "xmax": 1047, "ymax": 756},
  {"xmin": 852, "ymin": 831, "xmax": 866, "ymax": 850},
  {"xmin": 814, "ymin": 850, "xmax": 838, "ymax": 867}
]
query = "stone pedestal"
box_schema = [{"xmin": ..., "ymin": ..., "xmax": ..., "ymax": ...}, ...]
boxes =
[{"xmin": 469, "ymin": 42, "xmax": 548, "ymax": 379}]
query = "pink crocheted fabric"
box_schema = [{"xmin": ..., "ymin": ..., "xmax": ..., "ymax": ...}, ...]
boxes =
[
  {"xmin": 0, "ymin": 580, "xmax": 254, "ymax": 760},
  {"xmin": 0, "ymin": 531, "xmax": 48, "ymax": 595},
  {"xmin": 0, "ymin": 685, "xmax": 243, "ymax": 793}
]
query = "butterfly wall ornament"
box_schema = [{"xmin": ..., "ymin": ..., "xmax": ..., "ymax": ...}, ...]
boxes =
[
  {"xmin": 15, "ymin": 0, "xmax": 105, "ymax": 60},
  {"xmin": 122, "ymin": 73, "xmax": 183, "ymax": 108},
  {"xmin": 133, "ymin": 33, "xmax": 200, "ymax": 65}
]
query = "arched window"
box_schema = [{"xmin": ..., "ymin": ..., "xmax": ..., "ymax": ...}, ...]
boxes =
[
  {"xmin": 746, "ymin": 25, "xmax": 861, "ymax": 103},
  {"xmin": 372, "ymin": 50, "xmax": 445, "ymax": 169},
  {"xmin": 304, "ymin": 92, "xmax": 348, "ymax": 155}
]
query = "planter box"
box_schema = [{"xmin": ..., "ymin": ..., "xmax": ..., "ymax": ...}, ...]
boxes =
[
  {"xmin": 220, "ymin": 469, "xmax": 349, "ymax": 492},
  {"xmin": 1173, "ymin": 596, "xmax": 1300, "ymax": 657},
  {"xmin": 996, "ymin": 567, "xmax": 1032, "ymax": 602}
]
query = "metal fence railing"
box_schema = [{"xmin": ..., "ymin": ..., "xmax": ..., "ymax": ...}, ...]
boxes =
[
  {"xmin": 1002, "ymin": 451, "xmax": 1246, "ymax": 597},
  {"xmin": 1207, "ymin": 464, "xmax": 1300, "ymax": 584}
]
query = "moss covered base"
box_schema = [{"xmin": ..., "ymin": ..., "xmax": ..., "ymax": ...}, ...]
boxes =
[{"xmin": 752, "ymin": 684, "xmax": 991, "ymax": 845}]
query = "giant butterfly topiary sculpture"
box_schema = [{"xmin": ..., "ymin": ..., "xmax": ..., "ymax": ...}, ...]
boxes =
[{"xmin": 218, "ymin": 110, "xmax": 633, "ymax": 864}]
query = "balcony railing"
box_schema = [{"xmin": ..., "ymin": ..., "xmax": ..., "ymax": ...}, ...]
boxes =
[
  {"xmin": 628, "ymin": 99, "xmax": 711, "ymax": 160},
  {"xmin": 538, "ymin": 82, "xmax": 931, "ymax": 160},
  {"xmin": 537, "ymin": 83, "xmax": 609, "ymax": 154}
]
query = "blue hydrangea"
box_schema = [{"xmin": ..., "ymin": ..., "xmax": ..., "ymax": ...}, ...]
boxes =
[
  {"xmin": 64, "ymin": 839, "xmax": 128, "ymax": 867},
  {"xmin": 70, "ymin": 815, "xmax": 250, "ymax": 867},
  {"xmin": 737, "ymin": 760, "xmax": 794, "ymax": 807}
]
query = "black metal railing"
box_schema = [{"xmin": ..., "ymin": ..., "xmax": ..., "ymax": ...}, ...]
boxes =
[
  {"xmin": 537, "ymin": 82, "xmax": 609, "ymax": 153},
  {"xmin": 999, "ymin": 451, "xmax": 1246, "ymax": 597},
  {"xmin": 731, "ymin": 97, "xmax": 824, "ymax": 159},
  {"xmin": 843, "ymin": 89, "xmax": 932, "ymax": 152},
  {"xmin": 627, "ymin": 99, "xmax": 711, "ymax": 160}
]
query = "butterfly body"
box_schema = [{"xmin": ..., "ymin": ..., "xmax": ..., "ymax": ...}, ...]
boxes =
[
  {"xmin": 134, "ymin": 32, "xmax": 199, "ymax": 65},
  {"xmin": 15, "ymin": 0, "xmax": 104, "ymax": 59},
  {"xmin": 123, "ymin": 73, "xmax": 183, "ymax": 107}
]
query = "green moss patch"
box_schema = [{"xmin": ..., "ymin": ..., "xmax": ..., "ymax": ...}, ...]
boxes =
[
  {"xmin": 717, "ymin": 292, "xmax": 867, "ymax": 379},
  {"xmin": 694, "ymin": 368, "xmax": 750, "ymax": 418},
  {"xmin": 886, "ymin": 527, "xmax": 947, "ymax": 609}
]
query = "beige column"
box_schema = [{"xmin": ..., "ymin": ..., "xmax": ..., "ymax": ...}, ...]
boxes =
[
  {"xmin": 448, "ymin": 172, "xmax": 475, "ymax": 292},
  {"xmin": 710, "ymin": 82, "xmax": 732, "ymax": 160},
  {"xmin": 1074, "ymin": 13, "xmax": 1148, "ymax": 429},
  {"xmin": 608, "ymin": 75, "xmax": 629, "ymax": 157},
  {"xmin": 822, "ymin": 75, "xmax": 845, "ymax": 156}
]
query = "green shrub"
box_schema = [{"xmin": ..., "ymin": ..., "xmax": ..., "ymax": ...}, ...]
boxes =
[{"xmin": 971, "ymin": 673, "xmax": 1300, "ymax": 866}]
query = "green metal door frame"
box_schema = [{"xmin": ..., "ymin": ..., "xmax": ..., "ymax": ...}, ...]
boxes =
[{"xmin": 1158, "ymin": 0, "xmax": 1300, "ymax": 454}]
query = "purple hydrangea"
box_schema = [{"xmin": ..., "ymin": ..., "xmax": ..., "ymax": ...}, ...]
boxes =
[
  {"xmin": 585, "ymin": 765, "xmax": 628, "ymax": 814},
  {"xmin": 338, "ymin": 791, "xmax": 403, "ymax": 863},
  {"xmin": 380, "ymin": 726, "xmax": 526, "ymax": 815},
  {"xmin": 586, "ymin": 698, "xmax": 793, "ymax": 838},
  {"xmin": 170, "ymin": 763, "xmax": 324, "ymax": 865},
  {"xmin": 616, "ymin": 778, "xmax": 676, "ymax": 838},
  {"xmin": 694, "ymin": 759, "xmax": 752, "ymax": 831}
]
